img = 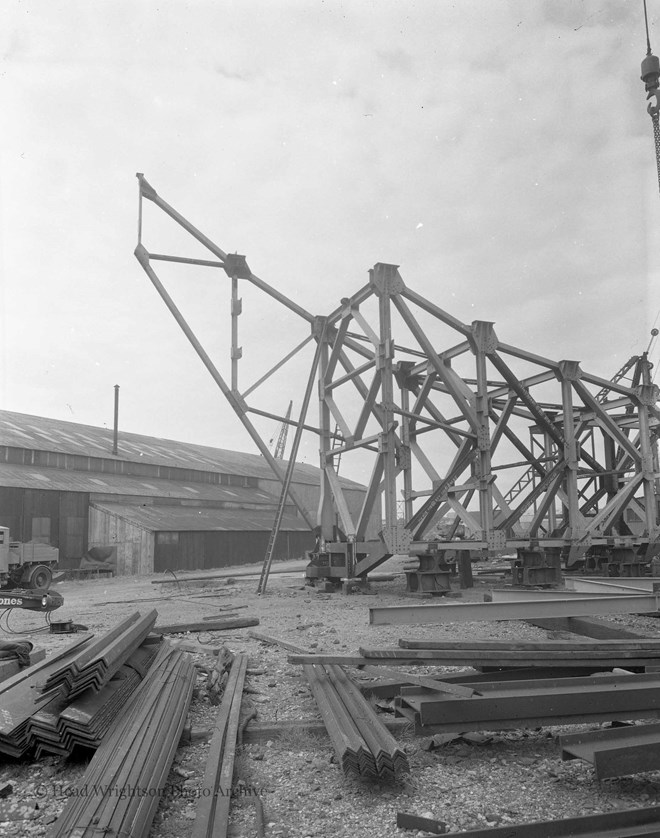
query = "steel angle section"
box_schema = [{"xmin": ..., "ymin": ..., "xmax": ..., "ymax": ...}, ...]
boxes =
[
  {"xmin": 442, "ymin": 804, "xmax": 660, "ymax": 837},
  {"xmin": 560, "ymin": 722, "xmax": 660, "ymax": 780},
  {"xmin": 565, "ymin": 577, "xmax": 655, "ymax": 594},
  {"xmin": 325, "ymin": 665, "xmax": 409, "ymax": 779},
  {"xmin": 304, "ymin": 665, "xmax": 369, "ymax": 778},
  {"xmin": 488, "ymin": 589, "xmax": 642, "ymax": 601},
  {"xmin": 369, "ymin": 595, "xmax": 660, "ymax": 625},
  {"xmin": 399, "ymin": 673, "xmax": 660, "ymax": 728}
]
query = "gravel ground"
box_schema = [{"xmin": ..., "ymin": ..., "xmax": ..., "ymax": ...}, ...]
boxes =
[{"xmin": 2, "ymin": 559, "xmax": 660, "ymax": 837}]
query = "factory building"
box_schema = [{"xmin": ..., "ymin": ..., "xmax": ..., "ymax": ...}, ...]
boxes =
[{"xmin": 0, "ymin": 410, "xmax": 375, "ymax": 576}]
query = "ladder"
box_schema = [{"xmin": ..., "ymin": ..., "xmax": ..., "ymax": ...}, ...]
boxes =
[
  {"xmin": 331, "ymin": 424, "xmax": 343, "ymax": 474},
  {"xmin": 504, "ymin": 467, "xmax": 535, "ymax": 506},
  {"xmin": 256, "ymin": 331, "xmax": 326, "ymax": 594},
  {"xmin": 256, "ymin": 459, "xmax": 296, "ymax": 595}
]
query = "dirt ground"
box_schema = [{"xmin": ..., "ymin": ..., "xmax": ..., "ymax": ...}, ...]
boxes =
[{"xmin": 2, "ymin": 558, "xmax": 660, "ymax": 837}]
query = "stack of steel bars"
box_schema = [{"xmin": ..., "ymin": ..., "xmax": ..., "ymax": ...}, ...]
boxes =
[
  {"xmin": 304, "ymin": 664, "xmax": 409, "ymax": 781},
  {"xmin": 0, "ymin": 634, "xmax": 93, "ymax": 758},
  {"xmin": 29, "ymin": 641, "xmax": 159, "ymax": 758},
  {"xmin": 46, "ymin": 641, "xmax": 195, "ymax": 838},
  {"xmin": 192, "ymin": 653, "xmax": 248, "ymax": 838},
  {"xmin": 39, "ymin": 610, "xmax": 157, "ymax": 699}
]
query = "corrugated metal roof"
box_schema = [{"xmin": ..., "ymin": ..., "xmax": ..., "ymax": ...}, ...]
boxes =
[
  {"xmin": 0, "ymin": 410, "xmax": 364, "ymax": 489},
  {"xmin": 0, "ymin": 463, "xmax": 279, "ymax": 505},
  {"xmin": 91, "ymin": 502, "xmax": 310, "ymax": 533}
]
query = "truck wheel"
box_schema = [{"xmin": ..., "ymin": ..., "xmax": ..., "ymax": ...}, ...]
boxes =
[{"xmin": 24, "ymin": 565, "xmax": 53, "ymax": 591}]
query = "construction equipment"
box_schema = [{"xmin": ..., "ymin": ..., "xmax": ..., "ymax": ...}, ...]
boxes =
[
  {"xmin": 642, "ymin": 0, "xmax": 660, "ymax": 194},
  {"xmin": 0, "ymin": 526, "xmax": 59, "ymax": 592},
  {"xmin": 270, "ymin": 400, "xmax": 293, "ymax": 459},
  {"xmin": 0, "ymin": 590, "xmax": 63, "ymax": 612}
]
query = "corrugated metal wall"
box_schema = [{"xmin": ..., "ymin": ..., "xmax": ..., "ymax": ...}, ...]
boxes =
[
  {"xmin": 88, "ymin": 506, "xmax": 154, "ymax": 576},
  {"xmin": 0, "ymin": 487, "xmax": 88, "ymax": 568},
  {"xmin": 154, "ymin": 529, "xmax": 315, "ymax": 573}
]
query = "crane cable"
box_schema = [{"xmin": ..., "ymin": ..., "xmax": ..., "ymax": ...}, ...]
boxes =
[{"xmin": 642, "ymin": 0, "xmax": 660, "ymax": 193}]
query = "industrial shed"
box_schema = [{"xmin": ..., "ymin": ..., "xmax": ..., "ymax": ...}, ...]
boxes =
[
  {"xmin": 0, "ymin": 410, "xmax": 375, "ymax": 576},
  {"xmin": 89, "ymin": 503, "xmax": 313, "ymax": 575}
]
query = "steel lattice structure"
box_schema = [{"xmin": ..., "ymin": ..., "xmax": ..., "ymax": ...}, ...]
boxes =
[{"xmin": 134, "ymin": 175, "xmax": 660, "ymax": 587}]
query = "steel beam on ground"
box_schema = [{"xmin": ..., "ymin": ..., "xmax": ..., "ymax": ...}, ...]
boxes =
[
  {"xmin": 560, "ymin": 722, "xmax": 660, "ymax": 780},
  {"xmin": 397, "ymin": 638, "xmax": 660, "ymax": 652},
  {"xmin": 396, "ymin": 671, "xmax": 660, "ymax": 728},
  {"xmin": 565, "ymin": 577, "xmax": 656, "ymax": 594},
  {"xmin": 525, "ymin": 616, "xmax": 652, "ymax": 641},
  {"xmin": 369, "ymin": 594, "xmax": 660, "ymax": 625},
  {"xmin": 289, "ymin": 654, "xmax": 467, "ymax": 666},
  {"xmin": 356, "ymin": 647, "xmax": 660, "ymax": 669},
  {"xmin": 488, "ymin": 588, "xmax": 642, "ymax": 601},
  {"xmin": 440, "ymin": 804, "xmax": 660, "ymax": 837}
]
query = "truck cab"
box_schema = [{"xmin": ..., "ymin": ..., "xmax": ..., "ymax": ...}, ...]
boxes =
[{"xmin": 0, "ymin": 526, "xmax": 59, "ymax": 591}]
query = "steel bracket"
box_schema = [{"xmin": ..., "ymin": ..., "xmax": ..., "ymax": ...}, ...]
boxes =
[
  {"xmin": 223, "ymin": 253, "xmax": 251, "ymax": 279},
  {"xmin": 635, "ymin": 384, "xmax": 660, "ymax": 406},
  {"xmin": 382, "ymin": 524, "xmax": 412, "ymax": 554},
  {"xmin": 558, "ymin": 360, "xmax": 582, "ymax": 381},
  {"xmin": 370, "ymin": 262, "xmax": 405, "ymax": 296},
  {"xmin": 469, "ymin": 320, "xmax": 498, "ymax": 354},
  {"xmin": 487, "ymin": 530, "xmax": 507, "ymax": 552}
]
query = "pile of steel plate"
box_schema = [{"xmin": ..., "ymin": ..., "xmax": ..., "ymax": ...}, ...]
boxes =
[
  {"xmin": 39, "ymin": 610, "xmax": 157, "ymax": 699},
  {"xmin": 28, "ymin": 642, "xmax": 159, "ymax": 758},
  {"xmin": 305, "ymin": 663, "xmax": 409, "ymax": 781},
  {"xmin": 46, "ymin": 642, "xmax": 195, "ymax": 838}
]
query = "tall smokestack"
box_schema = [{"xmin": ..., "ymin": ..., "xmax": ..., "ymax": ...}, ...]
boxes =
[{"xmin": 112, "ymin": 385, "xmax": 120, "ymax": 455}]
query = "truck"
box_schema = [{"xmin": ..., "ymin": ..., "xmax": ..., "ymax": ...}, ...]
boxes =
[{"xmin": 0, "ymin": 526, "xmax": 59, "ymax": 591}]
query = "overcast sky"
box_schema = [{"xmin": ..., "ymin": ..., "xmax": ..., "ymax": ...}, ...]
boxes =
[{"xmin": 2, "ymin": 0, "xmax": 660, "ymax": 482}]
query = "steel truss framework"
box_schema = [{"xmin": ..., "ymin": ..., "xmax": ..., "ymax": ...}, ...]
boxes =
[{"xmin": 134, "ymin": 175, "xmax": 660, "ymax": 580}]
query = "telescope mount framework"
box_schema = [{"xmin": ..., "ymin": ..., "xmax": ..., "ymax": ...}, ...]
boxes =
[{"xmin": 134, "ymin": 175, "xmax": 660, "ymax": 592}]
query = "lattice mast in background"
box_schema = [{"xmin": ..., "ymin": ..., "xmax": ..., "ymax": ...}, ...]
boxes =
[
  {"xmin": 642, "ymin": 0, "xmax": 660, "ymax": 195},
  {"xmin": 271, "ymin": 400, "xmax": 293, "ymax": 459}
]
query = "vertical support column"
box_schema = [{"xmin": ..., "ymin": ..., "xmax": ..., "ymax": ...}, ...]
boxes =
[
  {"xmin": 223, "ymin": 254, "xmax": 249, "ymax": 394},
  {"xmin": 371, "ymin": 264, "xmax": 405, "ymax": 553},
  {"xmin": 470, "ymin": 322, "xmax": 500, "ymax": 555},
  {"xmin": 315, "ymin": 316, "xmax": 335, "ymax": 544},
  {"xmin": 396, "ymin": 363, "xmax": 414, "ymax": 523},
  {"xmin": 640, "ymin": 355, "xmax": 660, "ymax": 508},
  {"xmin": 543, "ymin": 429, "xmax": 557, "ymax": 533},
  {"xmin": 635, "ymin": 383, "xmax": 660, "ymax": 537},
  {"xmin": 230, "ymin": 276, "xmax": 242, "ymax": 392},
  {"xmin": 558, "ymin": 361, "xmax": 582, "ymax": 542},
  {"xmin": 112, "ymin": 384, "xmax": 120, "ymax": 456}
]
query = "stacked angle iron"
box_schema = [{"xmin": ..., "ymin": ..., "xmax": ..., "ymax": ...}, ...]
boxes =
[
  {"xmin": 0, "ymin": 634, "xmax": 93, "ymax": 758},
  {"xmin": 304, "ymin": 664, "xmax": 409, "ymax": 781},
  {"xmin": 29, "ymin": 642, "xmax": 159, "ymax": 758},
  {"xmin": 46, "ymin": 642, "xmax": 195, "ymax": 838},
  {"xmin": 39, "ymin": 610, "xmax": 157, "ymax": 699}
]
